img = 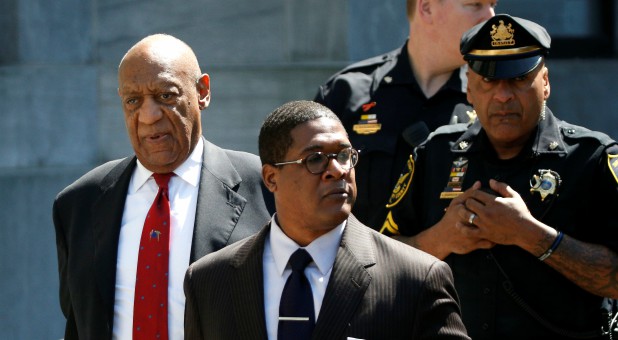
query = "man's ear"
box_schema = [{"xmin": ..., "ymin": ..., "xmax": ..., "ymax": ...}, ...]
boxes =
[
  {"xmin": 262, "ymin": 164, "xmax": 278, "ymax": 193},
  {"xmin": 418, "ymin": 0, "xmax": 434, "ymax": 24},
  {"xmin": 542, "ymin": 67, "xmax": 551, "ymax": 100},
  {"xmin": 196, "ymin": 74, "xmax": 211, "ymax": 110},
  {"xmin": 466, "ymin": 73, "xmax": 474, "ymax": 104}
]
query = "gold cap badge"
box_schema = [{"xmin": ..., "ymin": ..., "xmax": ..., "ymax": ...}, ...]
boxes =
[{"xmin": 491, "ymin": 20, "xmax": 515, "ymax": 47}]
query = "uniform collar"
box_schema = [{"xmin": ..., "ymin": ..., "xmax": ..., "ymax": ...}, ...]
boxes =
[
  {"xmin": 379, "ymin": 42, "xmax": 416, "ymax": 86},
  {"xmin": 451, "ymin": 108, "xmax": 567, "ymax": 156}
]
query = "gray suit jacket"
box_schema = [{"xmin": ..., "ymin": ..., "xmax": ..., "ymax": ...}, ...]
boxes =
[
  {"xmin": 184, "ymin": 215, "xmax": 470, "ymax": 339},
  {"xmin": 53, "ymin": 138, "xmax": 274, "ymax": 340}
]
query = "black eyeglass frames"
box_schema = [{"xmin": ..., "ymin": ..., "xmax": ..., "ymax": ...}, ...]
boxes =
[{"xmin": 273, "ymin": 148, "xmax": 359, "ymax": 174}]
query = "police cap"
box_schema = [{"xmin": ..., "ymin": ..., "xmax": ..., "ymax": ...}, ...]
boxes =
[{"xmin": 460, "ymin": 14, "xmax": 551, "ymax": 79}]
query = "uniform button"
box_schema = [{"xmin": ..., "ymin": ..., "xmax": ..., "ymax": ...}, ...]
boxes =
[
  {"xmin": 482, "ymin": 323, "xmax": 490, "ymax": 331},
  {"xmin": 483, "ymin": 287, "xmax": 491, "ymax": 294}
]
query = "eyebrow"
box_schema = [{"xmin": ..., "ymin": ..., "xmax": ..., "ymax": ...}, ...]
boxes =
[
  {"xmin": 301, "ymin": 142, "xmax": 352, "ymax": 153},
  {"xmin": 119, "ymin": 79, "xmax": 181, "ymax": 92}
]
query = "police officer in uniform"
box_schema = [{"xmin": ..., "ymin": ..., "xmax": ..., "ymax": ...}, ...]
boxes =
[
  {"xmin": 382, "ymin": 14, "xmax": 618, "ymax": 340},
  {"xmin": 314, "ymin": 0, "xmax": 496, "ymax": 230}
]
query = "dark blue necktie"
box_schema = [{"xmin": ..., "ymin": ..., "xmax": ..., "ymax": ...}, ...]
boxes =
[{"xmin": 278, "ymin": 248, "xmax": 315, "ymax": 340}]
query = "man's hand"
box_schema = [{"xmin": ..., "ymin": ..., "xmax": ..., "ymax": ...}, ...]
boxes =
[
  {"xmin": 454, "ymin": 179, "xmax": 564, "ymax": 258},
  {"xmin": 411, "ymin": 181, "xmax": 495, "ymax": 259}
]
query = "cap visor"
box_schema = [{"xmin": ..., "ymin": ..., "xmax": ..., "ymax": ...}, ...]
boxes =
[{"xmin": 468, "ymin": 55, "xmax": 543, "ymax": 79}]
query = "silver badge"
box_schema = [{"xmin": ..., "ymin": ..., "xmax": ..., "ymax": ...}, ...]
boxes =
[{"xmin": 530, "ymin": 169, "xmax": 561, "ymax": 201}]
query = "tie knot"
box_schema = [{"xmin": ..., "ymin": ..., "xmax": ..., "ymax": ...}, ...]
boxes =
[
  {"xmin": 153, "ymin": 173, "xmax": 173, "ymax": 189},
  {"xmin": 288, "ymin": 249, "xmax": 313, "ymax": 273}
]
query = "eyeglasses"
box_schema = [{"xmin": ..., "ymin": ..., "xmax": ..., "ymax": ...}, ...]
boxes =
[{"xmin": 273, "ymin": 148, "xmax": 359, "ymax": 174}]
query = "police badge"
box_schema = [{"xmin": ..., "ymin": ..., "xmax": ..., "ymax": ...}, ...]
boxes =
[{"xmin": 530, "ymin": 169, "xmax": 561, "ymax": 201}]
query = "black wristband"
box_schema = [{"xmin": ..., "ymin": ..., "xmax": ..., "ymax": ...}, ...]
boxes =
[{"xmin": 538, "ymin": 231, "xmax": 564, "ymax": 261}]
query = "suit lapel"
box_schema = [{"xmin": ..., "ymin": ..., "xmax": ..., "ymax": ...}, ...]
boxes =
[
  {"xmin": 229, "ymin": 225, "xmax": 270, "ymax": 339},
  {"xmin": 190, "ymin": 138, "xmax": 245, "ymax": 261},
  {"xmin": 92, "ymin": 157, "xmax": 136, "ymax": 323},
  {"xmin": 312, "ymin": 216, "xmax": 375, "ymax": 339}
]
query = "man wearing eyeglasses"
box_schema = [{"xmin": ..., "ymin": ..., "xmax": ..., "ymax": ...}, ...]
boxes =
[{"xmin": 183, "ymin": 100, "xmax": 470, "ymax": 339}]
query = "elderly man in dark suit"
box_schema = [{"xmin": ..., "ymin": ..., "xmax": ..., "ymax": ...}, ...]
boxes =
[
  {"xmin": 184, "ymin": 100, "xmax": 469, "ymax": 339},
  {"xmin": 53, "ymin": 34, "xmax": 274, "ymax": 340}
]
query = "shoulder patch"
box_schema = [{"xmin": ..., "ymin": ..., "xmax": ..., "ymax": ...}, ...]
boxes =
[
  {"xmin": 386, "ymin": 155, "xmax": 414, "ymax": 208},
  {"xmin": 608, "ymin": 153, "xmax": 618, "ymax": 184}
]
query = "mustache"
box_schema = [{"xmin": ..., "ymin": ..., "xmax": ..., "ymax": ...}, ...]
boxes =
[
  {"xmin": 325, "ymin": 180, "xmax": 352, "ymax": 195},
  {"xmin": 488, "ymin": 104, "xmax": 520, "ymax": 114}
]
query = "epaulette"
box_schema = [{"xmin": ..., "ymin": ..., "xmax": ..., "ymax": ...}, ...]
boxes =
[
  {"xmin": 560, "ymin": 122, "xmax": 617, "ymax": 147},
  {"xmin": 560, "ymin": 123, "xmax": 618, "ymax": 184},
  {"xmin": 332, "ymin": 46, "xmax": 400, "ymax": 76},
  {"xmin": 427, "ymin": 123, "xmax": 469, "ymax": 141}
]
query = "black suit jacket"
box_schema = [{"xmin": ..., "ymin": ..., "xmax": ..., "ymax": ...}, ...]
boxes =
[
  {"xmin": 53, "ymin": 138, "xmax": 274, "ymax": 340},
  {"xmin": 184, "ymin": 215, "xmax": 469, "ymax": 339}
]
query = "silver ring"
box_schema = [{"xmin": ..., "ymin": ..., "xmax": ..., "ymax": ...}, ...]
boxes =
[{"xmin": 468, "ymin": 213, "xmax": 476, "ymax": 225}]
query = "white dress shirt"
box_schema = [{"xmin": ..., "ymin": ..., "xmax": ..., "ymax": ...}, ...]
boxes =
[
  {"xmin": 112, "ymin": 138, "xmax": 203, "ymax": 340},
  {"xmin": 263, "ymin": 214, "xmax": 345, "ymax": 340}
]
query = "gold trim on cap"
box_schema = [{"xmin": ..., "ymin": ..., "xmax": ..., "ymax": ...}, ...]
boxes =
[{"xmin": 468, "ymin": 45, "xmax": 541, "ymax": 56}]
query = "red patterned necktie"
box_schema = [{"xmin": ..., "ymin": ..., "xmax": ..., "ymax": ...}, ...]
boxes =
[{"xmin": 133, "ymin": 173, "xmax": 173, "ymax": 340}]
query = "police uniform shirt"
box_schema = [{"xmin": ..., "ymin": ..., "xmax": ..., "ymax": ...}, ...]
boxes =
[
  {"xmin": 314, "ymin": 42, "xmax": 472, "ymax": 230},
  {"xmin": 384, "ymin": 108, "xmax": 618, "ymax": 339}
]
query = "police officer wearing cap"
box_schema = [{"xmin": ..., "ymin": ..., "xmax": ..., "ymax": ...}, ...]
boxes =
[
  {"xmin": 313, "ymin": 1, "xmax": 497, "ymax": 230},
  {"xmin": 382, "ymin": 14, "xmax": 618, "ymax": 339}
]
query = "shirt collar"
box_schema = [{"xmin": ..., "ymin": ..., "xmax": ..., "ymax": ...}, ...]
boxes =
[
  {"xmin": 383, "ymin": 42, "xmax": 417, "ymax": 85},
  {"xmin": 269, "ymin": 214, "xmax": 345, "ymax": 277},
  {"xmin": 130, "ymin": 137, "xmax": 204, "ymax": 193}
]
